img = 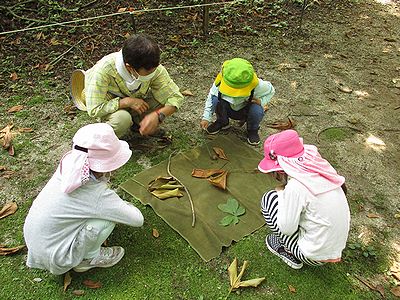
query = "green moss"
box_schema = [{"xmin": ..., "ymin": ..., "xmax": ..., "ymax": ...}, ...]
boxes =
[{"xmin": 319, "ymin": 127, "xmax": 355, "ymax": 142}]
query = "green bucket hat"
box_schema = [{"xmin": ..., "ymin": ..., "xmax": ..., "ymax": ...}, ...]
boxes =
[{"xmin": 214, "ymin": 58, "xmax": 259, "ymax": 97}]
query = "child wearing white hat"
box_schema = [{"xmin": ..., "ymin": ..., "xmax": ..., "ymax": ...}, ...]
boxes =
[
  {"xmin": 23, "ymin": 123, "xmax": 144, "ymax": 275},
  {"xmin": 258, "ymin": 130, "xmax": 350, "ymax": 269}
]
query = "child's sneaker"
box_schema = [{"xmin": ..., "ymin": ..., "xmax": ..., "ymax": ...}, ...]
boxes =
[
  {"xmin": 73, "ymin": 246, "xmax": 125, "ymax": 272},
  {"xmin": 205, "ymin": 122, "xmax": 230, "ymax": 135},
  {"xmin": 265, "ymin": 234, "xmax": 303, "ymax": 269},
  {"xmin": 247, "ymin": 129, "xmax": 260, "ymax": 145}
]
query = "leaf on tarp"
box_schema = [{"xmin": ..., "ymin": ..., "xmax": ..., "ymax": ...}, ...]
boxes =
[
  {"xmin": 266, "ymin": 118, "xmax": 295, "ymax": 130},
  {"xmin": 148, "ymin": 176, "xmax": 184, "ymax": 200},
  {"xmin": 8, "ymin": 105, "xmax": 23, "ymax": 113},
  {"xmin": 63, "ymin": 272, "xmax": 72, "ymax": 292},
  {"xmin": 72, "ymin": 290, "xmax": 85, "ymax": 296},
  {"xmin": 227, "ymin": 258, "xmax": 265, "ymax": 294},
  {"xmin": 208, "ymin": 170, "xmax": 228, "ymax": 190},
  {"xmin": 152, "ymin": 228, "xmax": 160, "ymax": 238},
  {"xmin": 220, "ymin": 215, "xmax": 239, "ymax": 226},
  {"xmin": 218, "ymin": 198, "xmax": 246, "ymax": 226},
  {"xmin": 181, "ymin": 90, "xmax": 194, "ymax": 96},
  {"xmin": 288, "ymin": 284, "xmax": 296, "ymax": 293},
  {"xmin": 212, "ymin": 147, "xmax": 228, "ymax": 160},
  {"xmin": 191, "ymin": 169, "xmax": 225, "ymax": 178},
  {"xmin": 150, "ymin": 188, "xmax": 183, "ymax": 200},
  {"xmin": 82, "ymin": 279, "xmax": 102, "ymax": 289},
  {"xmin": 0, "ymin": 245, "xmax": 25, "ymax": 256},
  {"xmin": 0, "ymin": 202, "xmax": 18, "ymax": 219}
]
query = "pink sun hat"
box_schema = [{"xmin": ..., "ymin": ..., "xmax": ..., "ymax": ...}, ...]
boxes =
[
  {"xmin": 59, "ymin": 123, "xmax": 132, "ymax": 193},
  {"xmin": 258, "ymin": 130, "xmax": 304, "ymax": 173}
]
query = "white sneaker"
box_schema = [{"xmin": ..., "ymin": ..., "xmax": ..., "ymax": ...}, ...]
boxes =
[{"xmin": 73, "ymin": 246, "xmax": 125, "ymax": 272}]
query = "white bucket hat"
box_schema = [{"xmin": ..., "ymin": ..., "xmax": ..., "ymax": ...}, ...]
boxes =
[{"xmin": 59, "ymin": 123, "xmax": 132, "ymax": 193}]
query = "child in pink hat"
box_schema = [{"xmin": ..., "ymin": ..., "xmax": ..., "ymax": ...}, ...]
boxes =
[
  {"xmin": 258, "ymin": 130, "xmax": 350, "ymax": 269},
  {"xmin": 23, "ymin": 123, "xmax": 144, "ymax": 275}
]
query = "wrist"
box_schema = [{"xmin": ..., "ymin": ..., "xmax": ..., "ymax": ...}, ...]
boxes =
[{"xmin": 155, "ymin": 109, "xmax": 166, "ymax": 123}]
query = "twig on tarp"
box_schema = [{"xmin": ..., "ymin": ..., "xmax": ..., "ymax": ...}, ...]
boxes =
[
  {"xmin": 167, "ymin": 151, "xmax": 196, "ymax": 227},
  {"xmin": 317, "ymin": 126, "xmax": 362, "ymax": 143}
]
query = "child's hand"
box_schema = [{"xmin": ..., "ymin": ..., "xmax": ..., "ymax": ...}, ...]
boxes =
[
  {"xmin": 251, "ymin": 98, "xmax": 261, "ymax": 106},
  {"xmin": 200, "ymin": 120, "xmax": 209, "ymax": 130}
]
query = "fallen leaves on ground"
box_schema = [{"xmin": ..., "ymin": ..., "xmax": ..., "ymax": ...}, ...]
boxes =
[
  {"xmin": 266, "ymin": 118, "xmax": 295, "ymax": 130},
  {"xmin": 0, "ymin": 202, "xmax": 18, "ymax": 219},
  {"xmin": 355, "ymin": 275, "xmax": 385, "ymax": 298},
  {"xmin": 389, "ymin": 261, "xmax": 400, "ymax": 281},
  {"xmin": 63, "ymin": 272, "xmax": 72, "ymax": 292},
  {"xmin": 288, "ymin": 284, "xmax": 296, "ymax": 293},
  {"xmin": 391, "ymin": 286, "xmax": 400, "ymax": 297},
  {"xmin": 1, "ymin": 124, "xmax": 16, "ymax": 156},
  {"xmin": 148, "ymin": 176, "xmax": 184, "ymax": 200},
  {"xmin": 367, "ymin": 213, "xmax": 380, "ymax": 219},
  {"xmin": 0, "ymin": 169, "xmax": 15, "ymax": 178},
  {"xmin": 18, "ymin": 127, "xmax": 33, "ymax": 133},
  {"xmin": 226, "ymin": 257, "xmax": 265, "ymax": 297},
  {"xmin": 0, "ymin": 245, "xmax": 25, "ymax": 256},
  {"xmin": 7, "ymin": 105, "xmax": 23, "ymax": 113},
  {"xmin": 212, "ymin": 147, "xmax": 228, "ymax": 160},
  {"xmin": 208, "ymin": 170, "xmax": 228, "ymax": 190},
  {"xmin": 181, "ymin": 90, "xmax": 194, "ymax": 96},
  {"xmin": 72, "ymin": 290, "xmax": 85, "ymax": 296},
  {"xmin": 218, "ymin": 197, "xmax": 246, "ymax": 226},
  {"xmin": 338, "ymin": 86, "xmax": 353, "ymax": 93},
  {"xmin": 10, "ymin": 72, "xmax": 18, "ymax": 81},
  {"xmin": 152, "ymin": 228, "xmax": 160, "ymax": 238},
  {"xmin": 82, "ymin": 279, "xmax": 102, "ymax": 289}
]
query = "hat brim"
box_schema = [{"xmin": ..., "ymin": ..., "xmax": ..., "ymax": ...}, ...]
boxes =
[
  {"xmin": 258, "ymin": 157, "xmax": 283, "ymax": 174},
  {"xmin": 217, "ymin": 72, "xmax": 259, "ymax": 97},
  {"xmin": 89, "ymin": 140, "xmax": 132, "ymax": 173},
  {"xmin": 70, "ymin": 69, "xmax": 87, "ymax": 111}
]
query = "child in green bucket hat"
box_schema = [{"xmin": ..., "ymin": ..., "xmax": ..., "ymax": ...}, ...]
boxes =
[{"xmin": 200, "ymin": 58, "xmax": 275, "ymax": 145}]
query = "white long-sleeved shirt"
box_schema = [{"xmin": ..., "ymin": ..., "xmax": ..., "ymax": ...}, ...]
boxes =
[
  {"xmin": 201, "ymin": 79, "xmax": 275, "ymax": 121},
  {"xmin": 23, "ymin": 169, "xmax": 144, "ymax": 275},
  {"xmin": 276, "ymin": 178, "xmax": 350, "ymax": 261}
]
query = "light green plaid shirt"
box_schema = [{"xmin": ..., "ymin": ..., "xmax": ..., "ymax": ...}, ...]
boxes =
[{"xmin": 85, "ymin": 52, "xmax": 184, "ymax": 118}]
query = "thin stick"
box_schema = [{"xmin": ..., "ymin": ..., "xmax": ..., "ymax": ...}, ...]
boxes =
[
  {"xmin": 167, "ymin": 151, "xmax": 196, "ymax": 227},
  {"xmin": 49, "ymin": 36, "xmax": 89, "ymax": 66}
]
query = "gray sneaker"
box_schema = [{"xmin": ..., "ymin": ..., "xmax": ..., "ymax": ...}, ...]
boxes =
[
  {"xmin": 265, "ymin": 234, "xmax": 303, "ymax": 269},
  {"xmin": 73, "ymin": 246, "xmax": 125, "ymax": 272}
]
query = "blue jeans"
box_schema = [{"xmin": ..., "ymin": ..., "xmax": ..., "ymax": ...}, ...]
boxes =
[{"xmin": 211, "ymin": 95, "xmax": 264, "ymax": 131}]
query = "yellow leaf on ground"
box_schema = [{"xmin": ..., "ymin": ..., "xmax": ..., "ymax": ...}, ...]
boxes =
[
  {"xmin": 238, "ymin": 278, "xmax": 265, "ymax": 288},
  {"xmin": 288, "ymin": 284, "xmax": 296, "ymax": 293},
  {"xmin": 0, "ymin": 202, "xmax": 18, "ymax": 219},
  {"xmin": 228, "ymin": 257, "xmax": 238, "ymax": 286},
  {"xmin": 152, "ymin": 228, "xmax": 160, "ymax": 238},
  {"xmin": 8, "ymin": 105, "xmax": 23, "ymax": 113},
  {"xmin": 181, "ymin": 90, "xmax": 194, "ymax": 96},
  {"xmin": 72, "ymin": 290, "xmax": 85, "ymax": 296},
  {"xmin": 18, "ymin": 128, "xmax": 33, "ymax": 133},
  {"xmin": 63, "ymin": 272, "xmax": 72, "ymax": 292}
]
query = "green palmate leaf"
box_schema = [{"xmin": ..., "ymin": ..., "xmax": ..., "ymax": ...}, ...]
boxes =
[
  {"xmin": 235, "ymin": 206, "xmax": 246, "ymax": 216},
  {"xmin": 219, "ymin": 215, "xmax": 239, "ymax": 226},
  {"xmin": 218, "ymin": 198, "xmax": 239, "ymax": 214}
]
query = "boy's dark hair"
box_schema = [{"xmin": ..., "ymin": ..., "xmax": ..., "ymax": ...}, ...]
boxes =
[{"xmin": 122, "ymin": 34, "xmax": 160, "ymax": 70}]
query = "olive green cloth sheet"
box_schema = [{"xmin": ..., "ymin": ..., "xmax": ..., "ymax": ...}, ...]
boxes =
[{"xmin": 120, "ymin": 135, "xmax": 277, "ymax": 261}]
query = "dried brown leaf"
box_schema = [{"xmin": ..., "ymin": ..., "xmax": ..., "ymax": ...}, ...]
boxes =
[
  {"xmin": 208, "ymin": 170, "xmax": 228, "ymax": 190},
  {"xmin": 181, "ymin": 90, "xmax": 194, "ymax": 96},
  {"xmin": 212, "ymin": 147, "xmax": 228, "ymax": 160},
  {"xmin": 8, "ymin": 105, "xmax": 23, "ymax": 113},
  {"xmin": 0, "ymin": 202, "xmax": 18, "ymax": 219},
  {"xmin": 2, "ymin": 129, "xmax": 12, "ymax": 149},
  {"xmin": 266, "ymin": 118, "xmax": 295, "ymax": 130},
  {"xmin": 367, "ymin": 213, "xmax": 380, "ymax": 219},
  {"xmin": 288, "ymin": 284, "xmax": 296, "ymax": 293},
  {"xmin": 63, "ymin": 272, "xmax": 72, "ymax": 292},
  {"xmin": 191, "ymin": 169, "xmax": 225, "ymax": 178},
  {"xmin": 152, "ymin": 228, "xmax": 160, "ymax": 238},
  {"xmin": 72, "ymin": 290, "xmax": 85, "ymax": 296},
  {"xmin": 338, "ymin": 86, "xmax": 353, "ymax": 93},
  {"xmin": 391, "ymin": 286, "xmax": 400, "ymax": 297},
  {"xmin": 18, "ymin": 128, "xmax": 33, "ymax": 133},
  {"xmin": 0, "ymin": 170, "xmax": 15, "ymax": 178},
  {"xmin": 10, "ymin": 72, "xmax": 18, "ymax": 81},
  {"xmin": 375, "ymin": 284, "xmax": 385, "ymax": 298},
  {"xmin": 8, "ymin": 145, "xmax": 14, "ymax": 156},
  {"xmin": 82, "ymin": 279, "xmax": 102, "ymax": 289},
  {"xmin": 117, "ymin": 7, "xmax": 127, "ymax": 12},
  {"xmin": 0, "ymin": 245, "xmax": 25, "ymax": 256},
  {"xmin": 0, "ymin": 166, "xmax": 6, "ymax": 171}
]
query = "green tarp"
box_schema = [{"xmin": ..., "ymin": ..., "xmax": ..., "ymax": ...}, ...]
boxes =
[{"xmin": 120, "ymin": 135, "xmax": 277, "ymax": 261}]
